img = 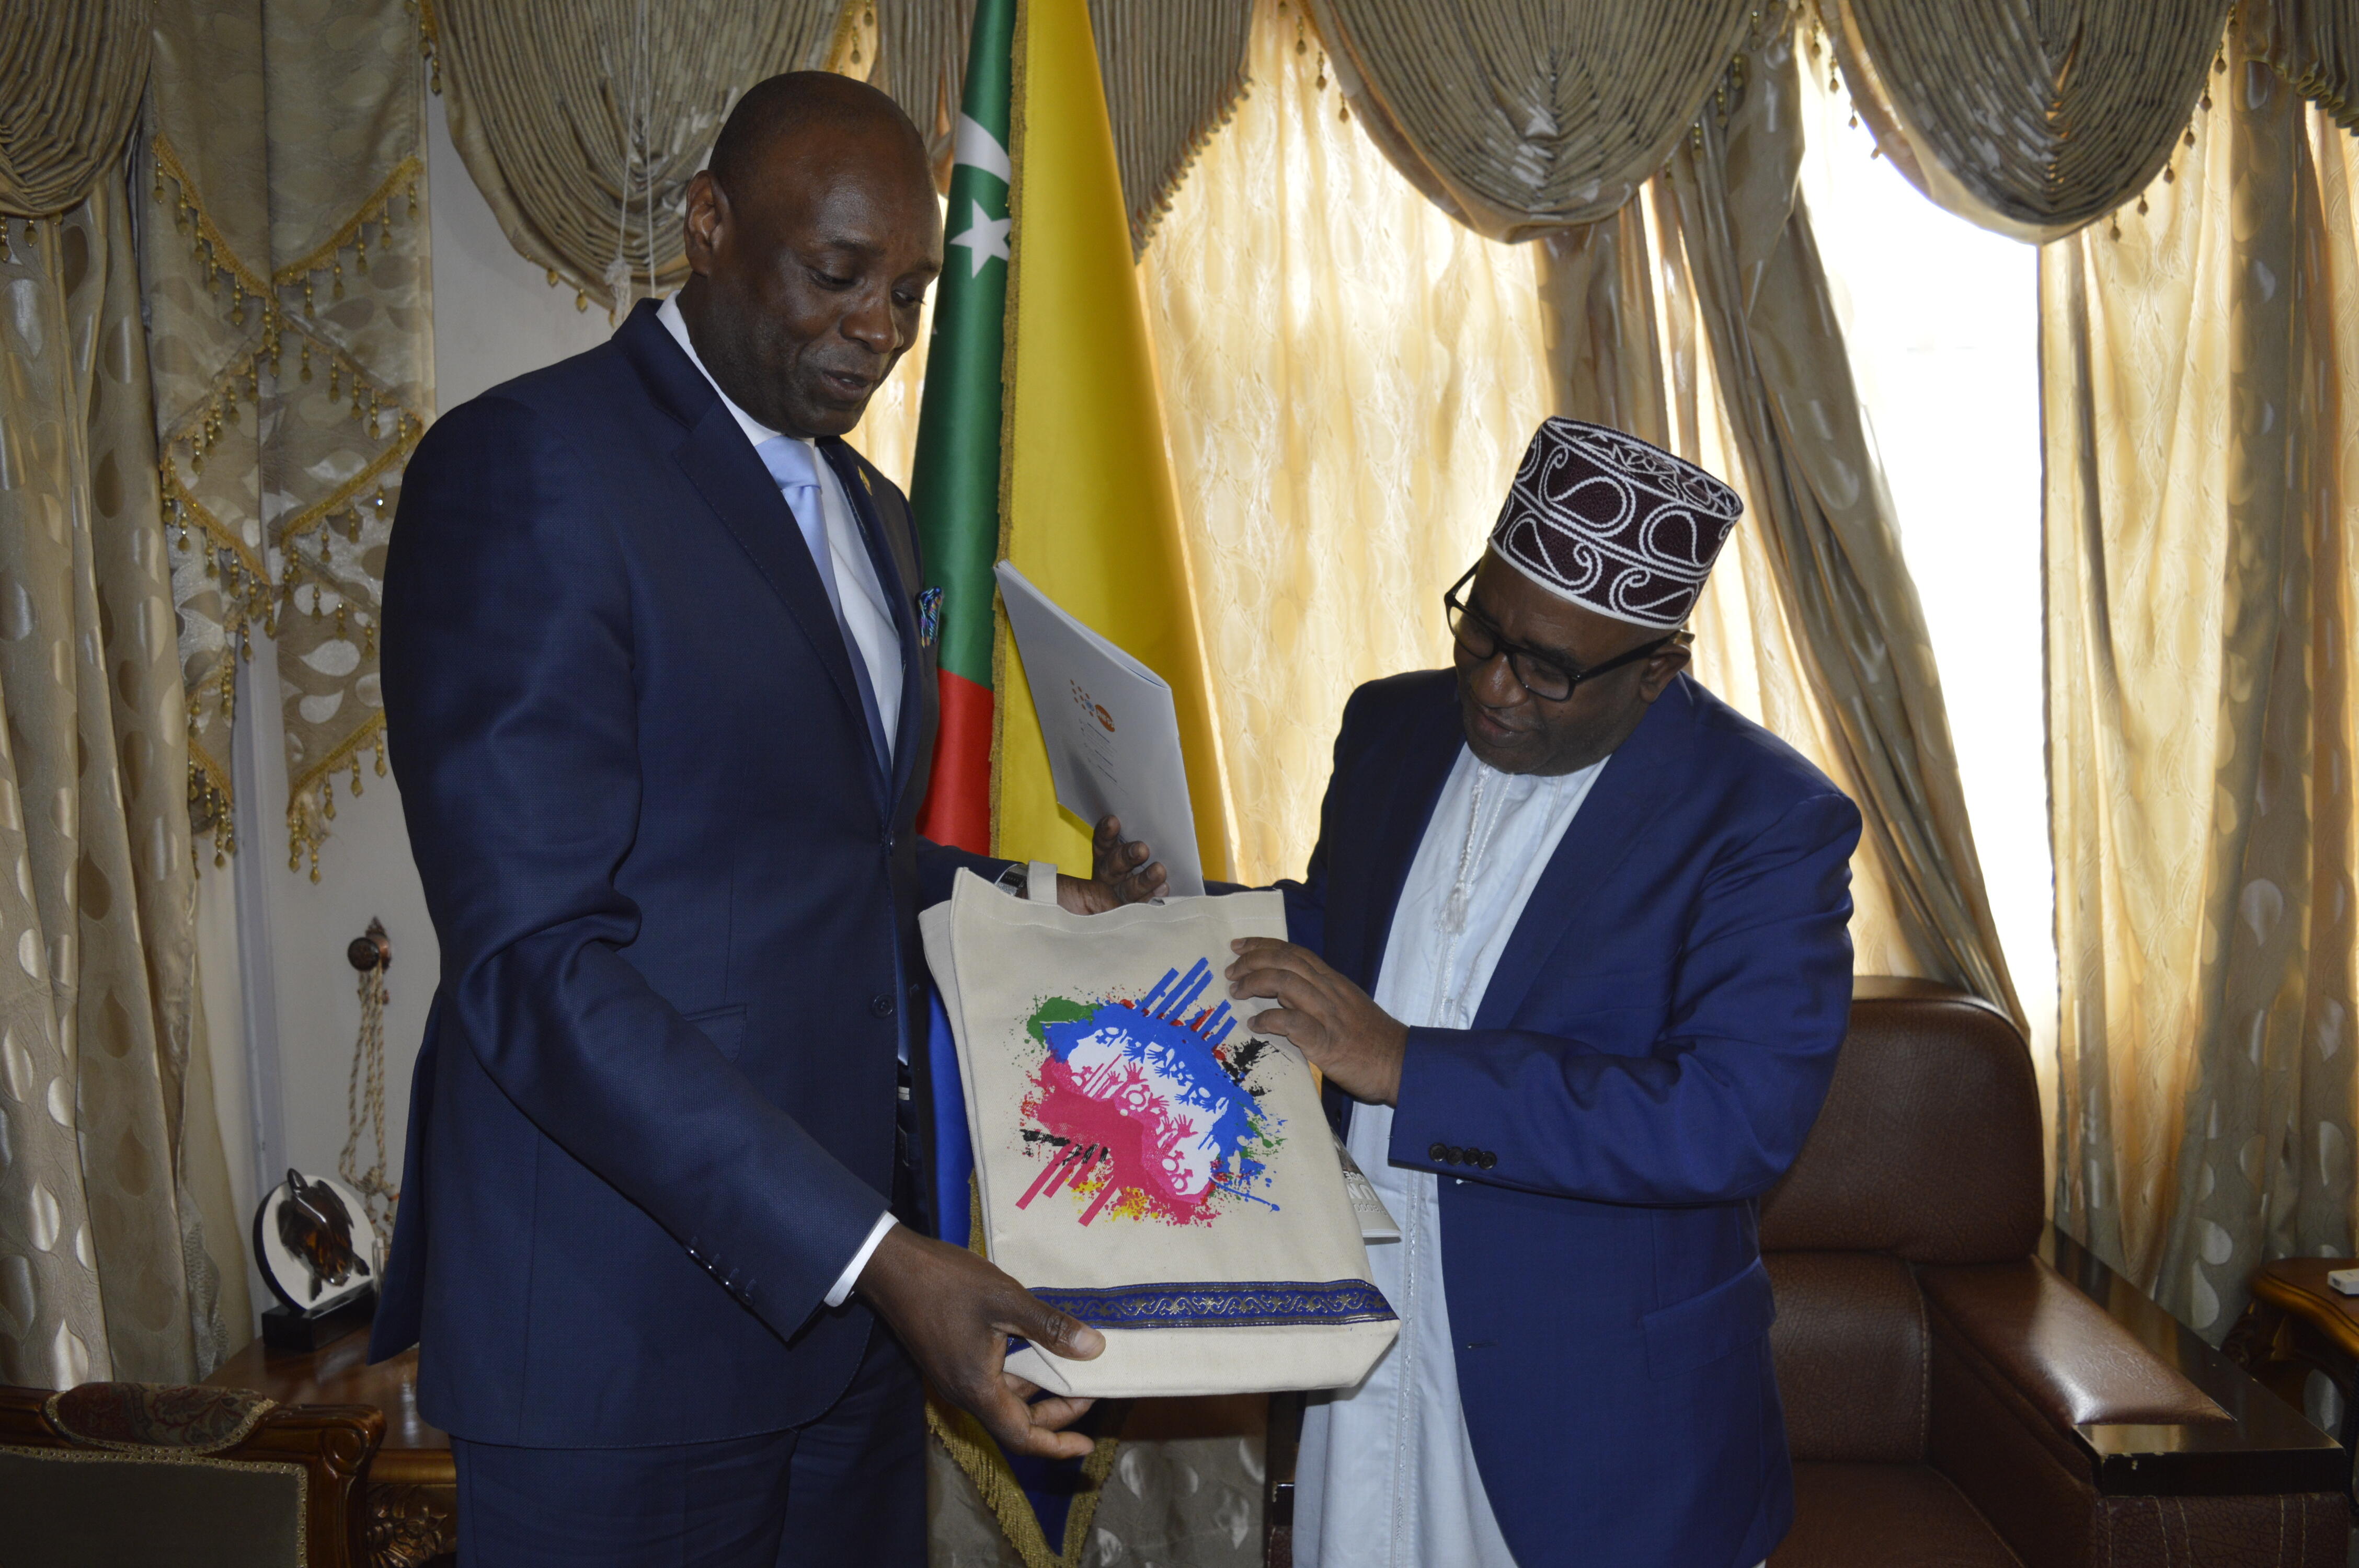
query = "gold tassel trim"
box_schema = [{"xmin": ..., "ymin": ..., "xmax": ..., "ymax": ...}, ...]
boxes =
[
  {"xmin": 271, "ymin": 412, "xmax": 421, "ymax": 544},
  {"xmin": 150, "ymin": 135, "xmax": 274, "ymax": 299},
  {"xmin": 271, "ymin": 155, "xmax": 424, "ymax": 289},
  {"xmin": 161, "ymin": 465, "xmax": 274, "ymax": 590},
  {"xmin": 287, "ymin": 710, "xmax": 388, "ymax": 883},
  {"xmin": 187, "ymin": 741, "xmax": 238, "ymax": 867}
]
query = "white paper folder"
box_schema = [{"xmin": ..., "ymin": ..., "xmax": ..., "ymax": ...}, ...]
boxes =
[{"xmin": 993, "ymin": 560, "xmax": 1205, "ymax": 896}]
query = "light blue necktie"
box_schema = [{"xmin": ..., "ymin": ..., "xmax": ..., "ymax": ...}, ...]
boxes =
[{"xmin": 757, "ymin": 435, "xmax": 890, "ymax": 776}]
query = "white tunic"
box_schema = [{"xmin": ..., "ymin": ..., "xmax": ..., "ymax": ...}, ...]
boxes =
[{"xmin": 1295, "ymin": 745, "xmax": 1605, "ymax": 1568}]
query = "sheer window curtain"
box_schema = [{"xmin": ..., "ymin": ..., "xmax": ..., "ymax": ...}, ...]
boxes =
[{"xmin": 2044, "ymin": 26, "xmax": 2359, "ymax": 1335}]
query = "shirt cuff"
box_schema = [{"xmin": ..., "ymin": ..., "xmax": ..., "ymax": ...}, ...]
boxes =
[{"xmin": 824, "ymin": 1211, "xmax": 898, "ymax": 1308}]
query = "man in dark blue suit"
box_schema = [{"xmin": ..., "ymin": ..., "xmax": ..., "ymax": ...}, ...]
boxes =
[
  {"xmin": 372, "ymin": 74, "xmax": 1162, "ymax": 1565},
  {"xmin": 1227, "ymin": 419, "xmax": 1862, "ymax": 1567}
]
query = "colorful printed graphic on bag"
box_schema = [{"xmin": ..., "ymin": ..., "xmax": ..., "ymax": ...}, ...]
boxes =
[{"xmin": 1015, "ymin": 958, "xmax": 1287, "ymax": 1227}]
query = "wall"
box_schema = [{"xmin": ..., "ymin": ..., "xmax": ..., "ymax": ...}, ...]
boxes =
[{"xmin": 205, "ymin": 89, "xmax": 609, "ymax": 1331}]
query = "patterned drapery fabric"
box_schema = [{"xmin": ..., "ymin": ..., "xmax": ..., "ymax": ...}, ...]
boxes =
[
  {"xmin": 1820, "ymin": 0, "xmax": 2229, "ymax": 243},
  {"xmin": 145, "ymin": 0, "xmax": 434, "ymax": 879},
  {"xmin": 1302, "ymin": 0, "xmax": 1755, "ymax": 241},
  {"xmin": 1537, "ymin": 182, "xmax": 1925, "ymax": 982},
  {"xmin": 0, "ymin": 4, "xmax": 248, "ymax": 1387},
  {"xmin": 875, "ymin": 0, "xmax": 1254, "ymax": 256},
  {"xmin": 421, "ymin": 0, "xmax": 845, "ymax": 313},
  {"xmin": 2044, "ymin": 6, "xmax": 2359, "ymax": 1335},
  {"xmin": 1656, "ymin": 21, "xmax": 2024, "ymax": 1025}
]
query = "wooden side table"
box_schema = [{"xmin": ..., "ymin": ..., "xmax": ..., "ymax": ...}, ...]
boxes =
[
  {"xmin": 207, "ymin": 1327, "xmax": 455, "ymax": 1567},
  {"xmin": 2224, "ymin": 1257, "xmax": 2359, "ymax": 1502}
]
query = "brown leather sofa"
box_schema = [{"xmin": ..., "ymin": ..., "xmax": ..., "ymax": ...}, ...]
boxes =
[
  {"xmin": 1264, "ymin": 978, "xmax": 2347, "ymax": 1567},
  {"xmin": 1765, "ymin": 978, "xmax": 2345, "ymax": 1568}
]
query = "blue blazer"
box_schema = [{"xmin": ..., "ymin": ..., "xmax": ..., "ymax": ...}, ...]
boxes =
[
  {"xmin": 369, "ymin": 301, "xmax": 1005, "ymax": 1446},
  {"xmin": 1283, "ymin": 669, "xmax": 1860, "ymax": 1568}
]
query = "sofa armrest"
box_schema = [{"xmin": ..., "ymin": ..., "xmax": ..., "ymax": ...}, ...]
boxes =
[
  {"xmin": 1921, "ymin": 1256, "xmax": 2228, "ymax": 1429},
  {"xmin": 1925, "ymin": 1228, "xmax": 2343, "ymax": 1498}
]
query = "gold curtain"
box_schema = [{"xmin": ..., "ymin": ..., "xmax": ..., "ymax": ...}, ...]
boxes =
[
  {"xmin": 1136, "ymin": 0, "xmax": 1552, "ymax": 885},
  {"xmin": 1537, "ymin": 187, "xmax": 1923, "ymax": 979},
  {"xmin": 0, "ymin": 2, "xmax": 249, "ymax": 1386},
  {"xmin": 1821, "ymin": 0, "xmax": 2229, "ymax": 243},
  {"xmin": 1655, "ymin": 20, "xmax": 2023, "ymax": 1023},
  {"xmin": 875, "ymin": 0, "xmax": 1254, "ymax": 255},
  {"xmin": 1303, "ymin": 0, "xmax": 1754, "ymax": 241},
  {"xmin": 421, "ymin": 0, "xmax": 845, "ymax": 313},
  {"xmin": 146, "ymin": 0, "xmax": 435, "ymax": 879},
  {"xmin": 2044, "ymin": 10, "xmax": 2359, "ymax": 1333}
]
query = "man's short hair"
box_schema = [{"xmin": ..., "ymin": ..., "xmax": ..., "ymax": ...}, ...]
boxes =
[{"xmin": 706, "ymin": 72, "xmax": 930, "ymax": 196}]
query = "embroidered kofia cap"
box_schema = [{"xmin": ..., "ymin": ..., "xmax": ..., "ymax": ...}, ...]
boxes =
[{"xmin": 1487, "ymin": 417, "xmax": 1744, "ymax": 629}]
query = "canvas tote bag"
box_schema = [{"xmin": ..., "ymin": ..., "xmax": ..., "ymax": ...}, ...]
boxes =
[{"xmin": 921, "ymin": 870, "xmax": 1398, "ymax": 1398}]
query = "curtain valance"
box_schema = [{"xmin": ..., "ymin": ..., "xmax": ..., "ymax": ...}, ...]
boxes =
[
  {"xmin": 876, "ymin": 0, "xmax": 1253, "ymax": 255},
  {"xmin": 424, "ymin": 0, "xmax": 844, "ymax": 312},
  {"xmin": 0, "ymin": 0, "xmax": 151, "ymax": 216},
  {"xmin": 2260, "ymin": 0, "xmax": 2359, "ymax": 131},
  {"xmin": 1301, "ymin": 0, "xmax": 1756, "ymax": 242},
  {"xmin": 1822, "ymin": 0, "xmax": 2231, "ymax": 243}
]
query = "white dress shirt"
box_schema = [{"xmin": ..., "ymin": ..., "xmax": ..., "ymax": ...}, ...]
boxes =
[
  {"xmin": 1296, "ymin": 744, "xmax": 1605, "ymax": 1568},
  {"xmin": 656, "ymin": 295, "xmax": 900, "ymax": 1308}
]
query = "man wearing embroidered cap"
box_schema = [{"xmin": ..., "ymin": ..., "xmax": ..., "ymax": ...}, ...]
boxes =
[{"xmin": 1226, "ymin": 418, "xmax": 1862, "ymax": 1567}]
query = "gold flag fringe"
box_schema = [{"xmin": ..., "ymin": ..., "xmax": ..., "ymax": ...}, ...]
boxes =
[{"xmin": 925, "ymin": 1397, "xmax": 1123, "ymax": 1568}]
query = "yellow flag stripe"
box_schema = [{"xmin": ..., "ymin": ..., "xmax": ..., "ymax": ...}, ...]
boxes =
[{"xmin": 993, "ymin": 0, "xmax": 1234, "ymax": 881}]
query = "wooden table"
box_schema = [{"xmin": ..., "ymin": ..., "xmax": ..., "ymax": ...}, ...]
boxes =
[
  {"xmin": 207, "ymin": 1327, "xmax": 455, "ymax": 1567},
  {"xmin": 2224, "ymin": 1256, "xmax": 2359, "ymax": 1501}
]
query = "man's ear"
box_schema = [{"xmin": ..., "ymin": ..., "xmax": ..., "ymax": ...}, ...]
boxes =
[
  {"xmin": 1636, "ymin": 642, "xmax": 1692, "ymax": 702},
  {"xmin": 681, "ymin": 170, "xmax": 725, "ymax": 276}
]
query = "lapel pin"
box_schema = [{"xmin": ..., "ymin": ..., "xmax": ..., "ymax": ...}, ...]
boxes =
[{"xmin": 918, "ymin": 585, "xmax": 944, "ymax": 648}]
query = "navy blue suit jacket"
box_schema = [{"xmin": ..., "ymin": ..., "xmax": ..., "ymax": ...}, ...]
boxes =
[
  {"xmin": 1282, "ymin": 670, "xmax": 1860, "ymax": 1568},
  {"xmin": 369, "ymin": 301, "xmax": 1006, "ymax": 1446}
]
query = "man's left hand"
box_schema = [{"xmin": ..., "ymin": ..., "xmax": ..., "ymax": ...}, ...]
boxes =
[
  {"xmin": 1056, "ymin": 814, "xmax": 1169, "ymax": 914},
  {"xmin": 1224, "ymin": 938, "xmax": 1408, "ymax": 1106}
]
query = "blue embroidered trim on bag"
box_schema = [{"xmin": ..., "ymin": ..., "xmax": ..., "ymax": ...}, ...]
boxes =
[{"xmin": 1029, "ymin": 1279, "xmax": 1396, "ymax": 1330}]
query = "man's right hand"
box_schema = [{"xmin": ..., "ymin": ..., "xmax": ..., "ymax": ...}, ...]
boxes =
[{"xmin": 855, "ymin": 1223, "xmax": 1106, "ymax": 1459}]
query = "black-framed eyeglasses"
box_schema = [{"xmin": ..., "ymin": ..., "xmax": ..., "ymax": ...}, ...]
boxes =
[{"xmin": 1443, "ymin": 564, "xmax": 1675, "ymax": 703}]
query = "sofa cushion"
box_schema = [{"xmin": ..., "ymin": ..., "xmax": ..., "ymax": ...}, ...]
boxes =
[
  {"xmin": 1772, "ymin": 1462, "xmax": 2022, "ymax": 1567},
  {"xmin": 1767, "ymin": 1253, "xmax": 1928, "ymax": 1462},
  {"xmin": 1762, "ymin": 980, "xmax": 2043, "ymax": 1264}
]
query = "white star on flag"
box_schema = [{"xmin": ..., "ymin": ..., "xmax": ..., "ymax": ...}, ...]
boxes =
[{"xmin": 947, "ymin": 199, "xmax": 1012, "ymax": 279}]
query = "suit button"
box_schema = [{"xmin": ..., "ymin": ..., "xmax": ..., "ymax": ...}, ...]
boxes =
[
  {"xmin": 1442, "ymin": 1146, "xmax": 1463, "ymax": 1166},
  {"xmin": 1479, "ymin": 1150, "xmax": 1498, "ymax": 1170},
  {"xmin": 871, "ymin": 993, "xmax": 895, "ymax": 1018},
  {"xmin": 883, "ymin": 831, "xmax": 896, "ymax": 851},
  {"xmin": 1428, "ymin": 1142, "xmax": 1449, "ymax": 1162}
]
